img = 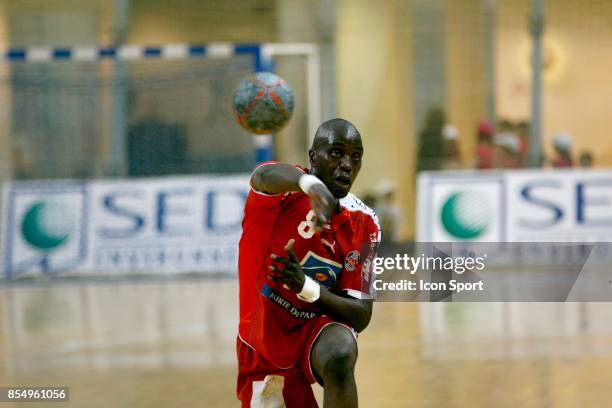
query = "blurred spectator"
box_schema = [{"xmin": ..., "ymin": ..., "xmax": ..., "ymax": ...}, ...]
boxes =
[
  {"xmin": 361, "ymin": 192, "xmax": 377, "ymax": 209},
  {"xmin": 495, "ymin": 131, "xmax": 522, "ymax": 168},
  {"xmin": 128, "ymin": 96, "xmax": 187, "ymax": 176},
  {"xmin": 474, "ymin": 120, "xmax": 495, "ymax": 169},
  {"xmin": 497, "ymin": 119, "xmax": 513, "ymax": 133},
  {"xmin": 579, "ymin": 151, "xmax": 594, "ymax": 168},
  {"xmin": 516, "ymin": 121, "xmax": 530, "ymax": 166},
  {"xmin": 417, "ymin": 108, "xmax": 445, "ymax": 171},
  {"xmin": 11, "ymin": 137, "xmax": 34, "ymax": 180},
  {"xmin": 441, "ymin": 124, "xmax": 461, "ymax": 170},
  {"xmin": 374, "ymin": 180, "xmax": 402, "ymax": 245},
  {"xmin": 551, "ymin": 131, "xmax": 574, "ymax": 168}
]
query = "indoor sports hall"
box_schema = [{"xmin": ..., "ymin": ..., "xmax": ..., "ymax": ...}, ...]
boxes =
[{"xmin": 1, "ymin": 1, "xmax": 612, "ymax": 407}]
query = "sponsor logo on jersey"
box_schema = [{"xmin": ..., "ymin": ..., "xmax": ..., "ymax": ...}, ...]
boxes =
[
  {"xmin": 321, "ymin": 238, "xmax": 336, "ymax": 253},
  {"xmin": 344, "ymin": 250, "xmax": 360, "ymax": 271},
  {"xmin": 300, "ymin": 251, "xmax": 342, "ymax": 287},
  {"xmin": 261, "ymin": 284, "xmax": 318, "ymax": 320}
]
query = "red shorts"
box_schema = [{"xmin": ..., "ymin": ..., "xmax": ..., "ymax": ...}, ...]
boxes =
[{"xmin": 236, "ymin": 316, "xmax": 354, "ymax": 408}]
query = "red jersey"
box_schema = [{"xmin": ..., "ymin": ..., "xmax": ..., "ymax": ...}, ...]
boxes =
[
  {"xmin": 475, "ymin": 143, "xmax": 495, "ymax": 169},
  {"xmin": 552, "ymin": 155, "xmax": 573, "ymax": 168},
  {"xmin": 238, "ymin": 164, "xmax": 380, "ymax": 369}
]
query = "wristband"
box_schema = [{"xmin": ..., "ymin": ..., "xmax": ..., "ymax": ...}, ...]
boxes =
[
  {"xmin": 297, "ymin": 276, "xmax": 321, "ymax": 303},
  {"xmin": 298, "ymin": 174, "xmax": 324, "ymax": 194}
]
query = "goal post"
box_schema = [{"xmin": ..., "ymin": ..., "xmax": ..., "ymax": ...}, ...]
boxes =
[{"xmin": 0, "ymin": 42, "xmax": 322, "ymax": 180}]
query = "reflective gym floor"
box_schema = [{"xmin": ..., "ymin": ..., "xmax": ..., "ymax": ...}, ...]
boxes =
[{"xmin": 2, "ymin": 279, "xmax": 612, "ymax": 407}]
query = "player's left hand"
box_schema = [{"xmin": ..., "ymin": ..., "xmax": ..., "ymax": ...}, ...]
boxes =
[
  {"xmin": 306, "ymin": 183, "xmax": 337, "ymax": 230},
  {"xmin": 268, "ymin": 239, "xmax": 306, "ymax": 293}
]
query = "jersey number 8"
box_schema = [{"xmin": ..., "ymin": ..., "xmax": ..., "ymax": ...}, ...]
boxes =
[{"xmin": 297, "ymin": 210, "xmax": 317, "ymax": 239}]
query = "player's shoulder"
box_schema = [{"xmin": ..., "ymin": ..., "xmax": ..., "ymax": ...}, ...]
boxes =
[{"xmin": 339, "ymin": 193, "xmax": 380, "ymax": 229}]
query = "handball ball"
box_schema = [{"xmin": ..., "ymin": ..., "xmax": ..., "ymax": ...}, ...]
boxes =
[{"xmin": 231, "ymin": 72, "xmax": 294, "ymax": 135}]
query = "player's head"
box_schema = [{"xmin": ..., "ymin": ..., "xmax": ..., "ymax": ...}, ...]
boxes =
[{"xmin": 308, "ymin": 118, "xmax": 363, "ymax": 198}]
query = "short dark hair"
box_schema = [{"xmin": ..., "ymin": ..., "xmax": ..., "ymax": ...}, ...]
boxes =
[{"xmin": 311, "ymin": 118, "xmax": 360, "ymax": 150}]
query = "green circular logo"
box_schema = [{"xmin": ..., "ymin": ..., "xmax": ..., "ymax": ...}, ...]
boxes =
[
  {"xmin": 21, "ymin": 200, "xmax": 75, "ymax": 251},
  {"xmin": 441, "ymin": 191, "xmax": 490, "ymax": 240}
]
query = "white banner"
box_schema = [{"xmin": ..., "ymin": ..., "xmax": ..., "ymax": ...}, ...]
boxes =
[
  {"xmin": 417, "ymin": 169, "xmax": 612, "ymax": 242},
  {"xmin": 1, "ymin": 175, "xmax": 250, "ymax": 278}
]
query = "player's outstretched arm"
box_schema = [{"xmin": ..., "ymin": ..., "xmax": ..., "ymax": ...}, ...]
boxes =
[
  {"xmin": 251, "ymin": 162, "xmax": 304, "ymax": 195},
  {"xmin": 252, "ymin": 162, "xmax": 338, "ymax": 225},
  {"xmin": 270, "ymin": 239, "xmax": 373, "ymax": 333}
]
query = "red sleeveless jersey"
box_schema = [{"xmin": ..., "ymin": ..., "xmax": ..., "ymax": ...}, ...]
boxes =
[{"xmin": 237, "ymin": 163, "xmax": 380, "ymax": 368}]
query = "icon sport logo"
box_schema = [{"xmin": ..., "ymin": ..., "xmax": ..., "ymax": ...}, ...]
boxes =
[
  {"xmin": 440, "ymin": 191, "xmax": 492, "ymax": 240},
  {"xmin": 2, "ymin": 182, "xmax": 88, "ymax": 278}
]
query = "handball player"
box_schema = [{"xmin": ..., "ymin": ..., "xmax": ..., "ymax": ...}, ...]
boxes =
[{"xmin": 237, "ymin": 118, "xmax": 380, "ymax": 407}]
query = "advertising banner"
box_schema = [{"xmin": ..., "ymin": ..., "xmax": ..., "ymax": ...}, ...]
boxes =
[
  {"xmin": 1, "ymin": 175, "xmax": 250, "ymax": 278},
  {"xmin": 417, "ymin": 169, "xmax": 612, "ymax": 242}
]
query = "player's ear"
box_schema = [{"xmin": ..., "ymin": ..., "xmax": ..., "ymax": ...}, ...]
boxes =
[{"xmin": 308, "ymin": 149, "xmax": 315, "ymax": 165}]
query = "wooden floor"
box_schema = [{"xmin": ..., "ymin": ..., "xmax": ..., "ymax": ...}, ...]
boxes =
[{"xmin": 1, "ymin": 279, "xmax": 612, "ymax": 407}]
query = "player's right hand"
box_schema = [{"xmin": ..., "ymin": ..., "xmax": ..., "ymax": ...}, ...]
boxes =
[
  {"xmin": 307, "ymin": 183, "xmax": 337, "ymax": 229},
  {"xmin": 268, "ymin": 239, "xmax": 306, "ymax": 293}
]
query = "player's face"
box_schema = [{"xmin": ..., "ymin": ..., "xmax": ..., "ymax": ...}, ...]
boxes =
[{"xmin": 310, "ymin": 131, "xmax": 363, "ymax": 198}]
